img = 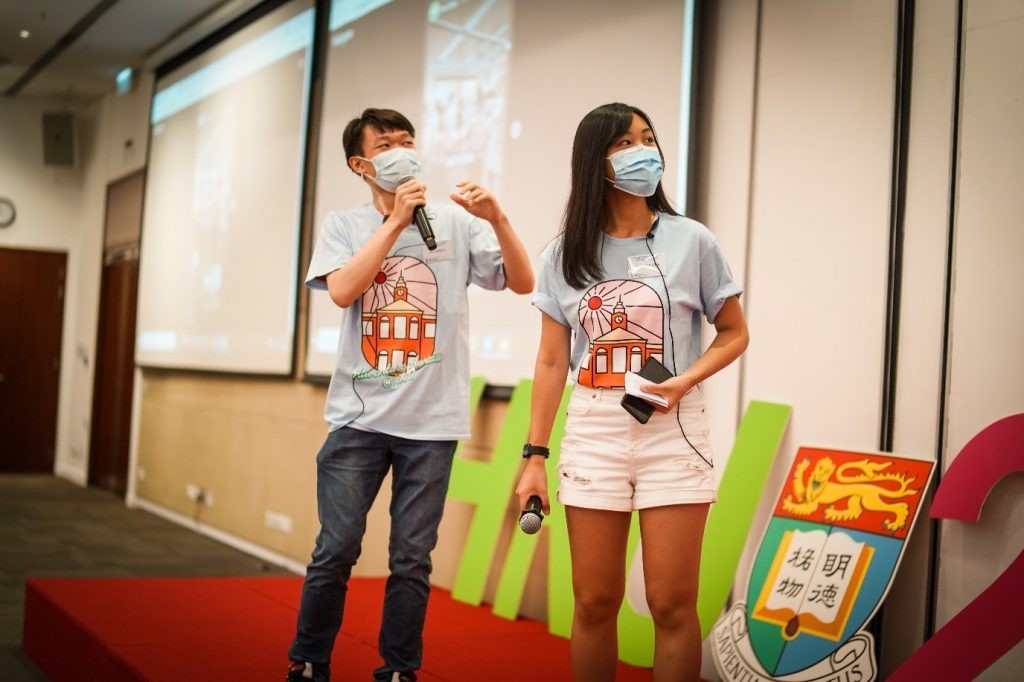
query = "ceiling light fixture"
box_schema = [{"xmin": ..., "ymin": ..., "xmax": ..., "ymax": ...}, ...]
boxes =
[{"xmin": 20, "ymin": 30, "xmax": 31, "ymax": 39}]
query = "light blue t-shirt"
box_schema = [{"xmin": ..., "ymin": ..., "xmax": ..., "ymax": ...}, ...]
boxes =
[
  {"xmin": 532, "ymin": 212, "xmax": 742, "ymax": 389},
  {"xmin": 306, "ymin": 202, "xmax": 505, "ymax": 439}
]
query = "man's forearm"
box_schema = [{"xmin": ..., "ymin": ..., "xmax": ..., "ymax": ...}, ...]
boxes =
[{"xmin": 326, "ymin": 219, "xmax": 405, "ymax": 307}]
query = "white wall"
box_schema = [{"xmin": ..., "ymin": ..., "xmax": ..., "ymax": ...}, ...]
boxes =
[
  {"xmin": 698, "ymin": 0, "xmax": 1022, "ymax": 678},
  {"xmin": 882, "ymin": 0, "xmax": 958, "ymax": 672},
  {"xmin": 0, "ymin": 99, "xmax": 87, "ymax": 248},
  {"xmin": 694, "ymin": 0, "xmax": 759, "ymax": 480},
  {"xmin": 0, "ymin": 74, "xmax": 153, "ymax": 483},
  {"xmin": 707, "ymin": 0, "xmax": 899, "ymax": 611},
  {"xmin": 936, "ymin": 0, "xmax": 1024, "ymax": 677},
  {"xmin": 743, "ymin": 0, "xmax": 895, "ymax": 460}
]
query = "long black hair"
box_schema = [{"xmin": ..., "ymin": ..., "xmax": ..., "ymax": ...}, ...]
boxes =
[{"xmin": 560, "ymin": 102, "xmax": 679, "ymax": 289}]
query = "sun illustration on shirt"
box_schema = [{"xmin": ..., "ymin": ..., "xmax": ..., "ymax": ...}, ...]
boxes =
[
  {"xmin": 360, "ymin": 256, "xmax": 438, "ymax": 374},
  {"xmin": 576, "ymin": 280, "xmax": 664, "ymax": 389}
]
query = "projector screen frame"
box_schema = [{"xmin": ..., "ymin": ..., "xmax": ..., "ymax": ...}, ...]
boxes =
[{"xmin": 136, "ymin": 0, "xmax": 323, "ymax": 376}]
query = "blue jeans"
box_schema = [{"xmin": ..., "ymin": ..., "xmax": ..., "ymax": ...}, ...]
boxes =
[{"xmin": 288, "ymin": 426, "xmax": 457, "ymax": 680}]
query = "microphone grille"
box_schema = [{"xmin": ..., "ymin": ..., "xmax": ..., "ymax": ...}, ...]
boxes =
[{"xmin": 519, "ymin": 512, "xmax": 542, "ymax": 535}]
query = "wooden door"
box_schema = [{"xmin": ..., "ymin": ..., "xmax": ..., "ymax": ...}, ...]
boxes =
[
  {"xmin": 0, "ymin": 247, "xmax": 66, "ymax": 472},
  {"xmin": 88, "ymin": 170, "xmax": 144, "ymax": 495},
  {"xmin": 88, "ymin": 257, "xmax": 138, "ymax": 494}
]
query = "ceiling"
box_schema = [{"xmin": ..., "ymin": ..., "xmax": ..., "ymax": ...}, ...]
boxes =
[{"xmin": 0, "ymin": 0, "xmax": 260, "ymax": 100}]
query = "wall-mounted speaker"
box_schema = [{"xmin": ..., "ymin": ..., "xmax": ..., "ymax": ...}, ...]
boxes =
[{"xmin": 42, "ymin": 112, "xmax": 75, "ymax": 166}]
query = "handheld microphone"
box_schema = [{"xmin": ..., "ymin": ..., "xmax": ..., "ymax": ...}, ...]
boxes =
[
  {"xmin": 399, "ymin": 175, "xmax": 437, "ymax": 250},
  {"xmin": 519, "ymin": 495, "xmax": 544, "ymax": 535}
]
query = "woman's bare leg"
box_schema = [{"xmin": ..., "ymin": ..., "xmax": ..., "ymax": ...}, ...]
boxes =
[
  {"xmin": 565, "ymin": 505, "xmax": 632, "ymax": 682},
  {"xmin": 639, "ymin": 503, "xmax": 710, "ymax": 682}
]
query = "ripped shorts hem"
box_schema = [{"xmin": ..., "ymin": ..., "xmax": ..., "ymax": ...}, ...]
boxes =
[
  {"xmin": 634, "ymin": 489, "xmax": 717, "ymax": 509},
  {"xmin": 557, "ymin": 488, "xmax": 634, "ymax": 512}
]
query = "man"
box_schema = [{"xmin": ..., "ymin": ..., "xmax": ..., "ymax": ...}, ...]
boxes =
[{"xmin": 286, "ymin": 108, "xmax": 533, "ymax": 682}]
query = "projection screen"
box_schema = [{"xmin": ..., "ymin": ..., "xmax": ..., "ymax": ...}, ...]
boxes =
[{"xmin": 136, "ymin": 0, "xmax": 314, "ymax": 374}]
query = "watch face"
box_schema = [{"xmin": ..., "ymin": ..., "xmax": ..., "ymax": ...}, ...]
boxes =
[{"xmin": 0, "ymin": 198, "xmax": 14, "ymax": 228}]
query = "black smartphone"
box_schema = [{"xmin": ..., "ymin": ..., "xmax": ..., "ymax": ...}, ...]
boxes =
[{"xmin": 620, "ymin": 356, "xmax": 674, "ymax": 424}]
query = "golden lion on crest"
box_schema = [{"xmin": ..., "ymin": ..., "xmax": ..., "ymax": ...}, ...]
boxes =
[{"xmin": 782, "ymin": 457, "xmax": 919, "ymax": 532}]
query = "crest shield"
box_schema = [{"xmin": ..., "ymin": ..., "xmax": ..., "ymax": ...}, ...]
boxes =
[{"xmin": 714, "ymin": 446, "xmax": 934, "ymax": 681}]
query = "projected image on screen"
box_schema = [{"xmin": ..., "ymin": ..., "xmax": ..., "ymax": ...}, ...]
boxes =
[
  {"xmin": 421, "ymin": 0, "xmax": 511, "ymax": 194},
  {"xmin": 306, "ymin": 0, "xmax": 692, "ymax": 385},
  {"xmin": 136, "ymin": 1, "xmax": 314, "ymax": 374}
]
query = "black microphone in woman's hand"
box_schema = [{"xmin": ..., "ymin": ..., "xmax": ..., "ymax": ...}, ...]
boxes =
[
  {"xmin": 519, "ymin": 495, "xmax": 544, "ymax": 534},
  {"xmin": 398, "ymin": 175, "xmax": 437, "ymax": 250}
]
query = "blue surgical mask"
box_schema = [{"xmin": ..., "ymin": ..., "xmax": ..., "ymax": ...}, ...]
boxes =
[
  {"xmin": 360, "ymin": 147, "xmax": 422, "ymax": 192},
  {"xmin": 606, "ymin": 145, "xmax": 664, "ymax": 197}
]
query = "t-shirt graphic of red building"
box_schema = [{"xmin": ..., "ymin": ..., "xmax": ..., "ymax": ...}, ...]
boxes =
[
  {"xmin": 360, "ymin": 256, "xmax": 437, "ymax": 373},
  {"xmin": 576, "ymin": 280, "xmax": 663, "ymax": 389}
]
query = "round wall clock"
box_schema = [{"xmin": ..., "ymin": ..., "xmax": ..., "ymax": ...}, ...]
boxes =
[{"xmin": 0, "ymin": 197, "xmax": 15, "ymax": 228}]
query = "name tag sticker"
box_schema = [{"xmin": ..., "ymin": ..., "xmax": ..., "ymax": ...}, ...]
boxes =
[
  {"xmin": 425, "ymin": 239, "xmax": 453, "ymax": 263},
  {"xmin": 627, "ymin": 253, "xmax": 666, "ymax": 278}
]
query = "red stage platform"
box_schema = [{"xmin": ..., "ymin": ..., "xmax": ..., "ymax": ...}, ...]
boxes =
[{"xmin": 23, "ymin": 576, "xmax": 655, "ymax": 681}]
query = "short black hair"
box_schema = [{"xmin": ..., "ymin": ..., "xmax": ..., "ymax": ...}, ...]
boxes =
[
  {"xmin": 560, "ymin": 102, "xmax": 678, "ymax": 289},
  {"xmin": 342, "ymin": 108, "xmax": 416, "ymax": 168}
]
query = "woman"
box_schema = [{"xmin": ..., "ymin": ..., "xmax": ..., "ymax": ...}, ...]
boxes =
[{"xmin": 516, "ymin": 102, "xmax": 748, "ymax": 681}]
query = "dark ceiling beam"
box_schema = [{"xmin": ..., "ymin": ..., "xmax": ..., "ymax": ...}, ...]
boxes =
[{"xmin": 4, "ymin": 0, "xmax": 122, "ymax": 97}]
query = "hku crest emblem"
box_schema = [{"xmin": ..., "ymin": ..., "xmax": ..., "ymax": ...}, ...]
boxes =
[{"xmin": 713, "ymin": 447, "xmax": 934, "ymax": 682}]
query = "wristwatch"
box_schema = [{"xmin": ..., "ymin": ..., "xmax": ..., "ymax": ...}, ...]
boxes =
[{"xmin": 522, "ymin": 444, "xmax": 550, "ymax": 459}]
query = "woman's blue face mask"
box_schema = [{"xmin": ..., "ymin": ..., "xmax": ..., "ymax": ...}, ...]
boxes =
[{"xmin": 606, "ymin": 144, "xmax": 664, "ymax": 197}]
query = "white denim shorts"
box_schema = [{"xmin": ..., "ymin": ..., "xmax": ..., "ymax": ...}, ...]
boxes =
[{"xmin": 557, "ymin": 384, "xmax": 717, "ymax": 512}]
